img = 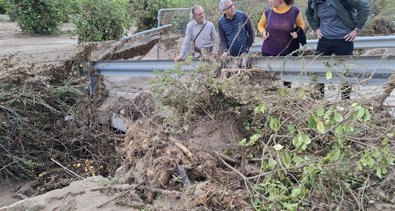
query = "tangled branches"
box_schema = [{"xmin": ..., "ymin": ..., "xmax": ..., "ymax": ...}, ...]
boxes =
[
  {"xmin": 143, "ymin": 61, "xmax": 395, "ymax": 210},
  {"xmin": 0, "ymin": 63, "xmax": 121, "ymax": 189}
]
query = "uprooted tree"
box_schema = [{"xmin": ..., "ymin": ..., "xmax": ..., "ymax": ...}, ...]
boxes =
[{"xmin": 118, "ymin": 58, "xmax": 395, "ymax": 210}]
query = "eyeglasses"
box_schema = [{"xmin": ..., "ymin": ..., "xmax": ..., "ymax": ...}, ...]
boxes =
[{"xmin": 223, "ymin": 4, "xmax": 234, "ymax": 11}]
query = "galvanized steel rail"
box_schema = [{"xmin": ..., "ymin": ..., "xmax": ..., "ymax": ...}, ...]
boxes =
[
  {"xmin": 95, "ymin": 55, "xmax": 395, "ymax": 86},
  {"xmin": 250, "ymin": 35, "xmax": 395, "ymax": 53}
]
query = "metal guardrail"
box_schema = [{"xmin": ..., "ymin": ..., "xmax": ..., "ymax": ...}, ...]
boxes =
[
  {"xmin": 95, "ymin": 55, "xmax": 395, "ymax": 86},
  {"xmin": 250, "ymin": 35, "xmax": 395, "ymax": 53}
]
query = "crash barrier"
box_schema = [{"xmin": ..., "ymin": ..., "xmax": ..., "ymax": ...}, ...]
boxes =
[
  {"xmin": 250, "ymin": 35, "xmax": 395, "ymax": 53},
  {"xmin": 95, "ymin": 55, "xmax": 395, "ymax": 86}
]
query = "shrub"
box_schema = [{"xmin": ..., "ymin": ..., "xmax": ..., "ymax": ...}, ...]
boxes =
[
  {"xmin": 0, "ymin": 0, "xmax": 7, "ymax": 14},
  {"xmin": 129, "ymin": 0, "xmax": 176, "ymax": 32},
  {"xmin": 7, "ymin": 0, "xmax": 64, "ymax": 34},
  {"xmin": 56, "ymin": 0, "xmax": 82, "ymax": 23},
  {"xmin": 73, "ymin": 0, "xmax": 131, "ymax": 42}
]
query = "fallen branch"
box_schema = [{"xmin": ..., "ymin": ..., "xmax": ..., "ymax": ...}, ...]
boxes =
[
  {"xmin": 220, "ymin": 68, "xmax": 263, "ymax": 79},
  {"xmin": 91, "ymin": 184, "xmax": 137, "ymax": 192},
  {"xmin": 51, "ymin": 158, "xmax": 85, "ymax": 180},
  {"xmin": 138, "ymin": 186, "xmax": 182, "ymax": 197},
  {"xmin": 96, "ymin": 181, "xmax": 145, "ymax": 208},
  {"xmin": 218, "ymin": 153, "xmax": 238, "ymax": 164},
  {"xmin": 215, "ymin": 151, "xmax": 247, "ymax": 181},
  {"xmin": 169, "ymin": 137, "xmax": 193, "ymax": 159}
]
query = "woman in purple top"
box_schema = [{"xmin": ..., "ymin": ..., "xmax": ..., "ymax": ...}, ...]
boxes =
[
  {"xmin": 258, "ymin": 0, "xmax": 305, "ymax": 87},
  {"xmin": 257, "ymin": 0, "xmax": 305, "ymax": 56}
]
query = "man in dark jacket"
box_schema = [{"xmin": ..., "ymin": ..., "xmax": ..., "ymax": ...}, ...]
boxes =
[
  {"xmin": 218, "ymin": 0, "xmax": 255, "ymax": 58},
  {"xmin": 305, "ymin": 0, "xmax": 370, "ymax": 99}
]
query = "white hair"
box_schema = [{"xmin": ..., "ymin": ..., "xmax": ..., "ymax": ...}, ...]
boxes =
[{"xmin": 219, "ymin": 0, "xmax": 232, "ymax": 10}]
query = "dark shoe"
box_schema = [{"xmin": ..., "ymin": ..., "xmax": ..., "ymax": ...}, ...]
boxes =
[
  {"xmin": 341, "ymin": 85, "xmax": 352, "ymax": 100},
  {"xmin": 283, "ymin": 81, "xmax": 292, "ymax": 88},
  {"xmin": 318, "ymin": 83, "xmax": 325, "ymax": 98}
]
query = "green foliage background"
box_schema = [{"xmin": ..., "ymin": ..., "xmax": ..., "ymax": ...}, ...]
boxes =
[
  {"xmin": 7, "ymin": 0, "xmax": 64, "ymax": 34},
  {"xmin": 2, "ymin": 0, "xmax": 394, "ymax": 39},
  {"xmin": 0, "ymin": 0, "xmax": 7, "ymax": 14},
  {"xmin": 73, "ymin": 0, "xmax": 131, "ymax": 42}
]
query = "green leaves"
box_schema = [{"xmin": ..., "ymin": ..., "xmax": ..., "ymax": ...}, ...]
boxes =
[
  {"xmin": 240, "ymin": 131, "xmax": 262, "ymax": 147},
  {"xmin": 8, "ymin": 0, "xmax": 64, "ymax": 34},
  {"xmin": 282, "ymin": 202, "xmax": 298, "ymax": 211},
  {"xmin": 357, "ymin": 143, "xmax": 395, "ymax": 179},
  {"xmin": 287, "ymin": 123, "xmax": 296, "ymax": 134},
  {"xmin": 74, "ymin": 0, "xmax": 132, "ymax": 42},
  {"xmin": 316, "ymin": 120, "xmax": 325, "ymax": 133},
  {"xmin": 308, "ymin": 106, "xmax": 347, "ymax": 134},
  {"xmin": 292, "ymin": 134, "xmax": 311, "ymax": 150},
  {"xmin": 268, "ymin": 116, "xmax": 281, "ymax": 132},
  {"xmin": 308, "ymin": 114, "xmax": 317, "ymax": 129},
  {"xmin": 273, "ymin": 144, "xmax": 284, "ymax": 151},
  {"xmin": 316, "ymin": 106, "xmax": 325, "ymax": 117},
  {"xmin": 323, "ymin": 147, "xmax": 341, "ymax": 163},
  {"xmin": 325, "ymin": 70, "xmax": 333, "ymax": 80},
  {"xmin": 254, "ymin": 102, "xmax": 268, "ymax": 114},
  {"xmin": 352, "ymin": 103, "xmax": 371, "ymax": 121}
]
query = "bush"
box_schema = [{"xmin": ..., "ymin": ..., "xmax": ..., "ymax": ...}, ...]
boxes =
[
  {"xmin": 0, "ymin": 0, "xmax": 7, "ymax": 14},
  {"xmin": 129, "ymin": 0, "xmax": 176, "ymax": 32},
  {"xmin": 73, "ymin": 0, "xmax": 131, "ymax": 42},
  {"xmin": 8, "ymin": 0, "xmax": 63, "ymax": 34},
  {"xmin": 56, "ymin": 0, "xmax": 82, "ymax": 23}
]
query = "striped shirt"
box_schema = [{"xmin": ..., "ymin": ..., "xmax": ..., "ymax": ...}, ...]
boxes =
[
  {"xmin": 179, "ymin": 20, "xmax": 217, "ymax": 59},
  {"xmin": 218, "ymin": 10, "xmax": 255, "ymax": 57}
]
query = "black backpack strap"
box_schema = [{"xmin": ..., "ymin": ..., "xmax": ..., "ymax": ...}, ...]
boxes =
[
  {"xmin": 290, "ymin": 5, "xmax": 296, "ymax": 24},
  {"xmin": 265, "ymin": 9, "xmax": 272, "ymax": 32}
]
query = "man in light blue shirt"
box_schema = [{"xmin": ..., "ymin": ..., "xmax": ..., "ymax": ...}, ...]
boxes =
[{"xmin": 175, "ymin": 6, "xmax": 217, "ymax": 61}]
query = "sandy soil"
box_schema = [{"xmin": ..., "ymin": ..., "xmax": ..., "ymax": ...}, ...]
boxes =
[{"xmin": 0, "ymin": 15, "xmax": 78, "ymax": 56}]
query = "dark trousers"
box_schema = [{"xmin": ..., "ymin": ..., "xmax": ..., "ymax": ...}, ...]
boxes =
[{"xmin": 316, "ymin": 37, "xmax": 354, "ymax": 99}]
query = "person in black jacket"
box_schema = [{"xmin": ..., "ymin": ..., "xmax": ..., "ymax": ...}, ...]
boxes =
[{"xmin": 306, "ymin": 0, "xmax": 370, "ymax": 99}]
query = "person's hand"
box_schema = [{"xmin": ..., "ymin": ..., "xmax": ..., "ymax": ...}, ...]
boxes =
[
  {"xmin": 220, "ymin": 52, "xmax": 228, "ymax": 61},
  {"xmin": 344, "ymin": 29, "xmax": 358, "ymax": 42},
  {"xmin": 290, "ymin": 32, "xmax": 298, "ymax": 39},
  {"xmin": 315, "ymin": 29, "xmax": 323, "ymax": 39},
  {"xmin": 263, "ymin": 32, "xmax": 270, "ymax": 41}
]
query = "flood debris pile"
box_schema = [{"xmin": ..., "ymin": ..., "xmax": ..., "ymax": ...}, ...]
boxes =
[
  {"xmin": 97, "ymin": 25, "xmax": 172, "ymax": 61},
  {"xmin": 0, "ymin": 49, "xmax": 123, "ymax": 196},
  {"xmin": 115, "ymin": 61, "xmax": 395, "ymax": 210},
  {"xmin": 0, "ymin": 24, "xmax": 180, "ymax": 204}
]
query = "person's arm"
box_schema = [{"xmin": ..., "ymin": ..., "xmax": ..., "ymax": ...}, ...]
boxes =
[
  {"xmin": 295, "ymin": 12, "xmax": 305, "ymax": 29},
  {"xmin": 210, "ymin": 23, "xmax": 217, "ymax": 44},
  {"xmin": 245, "ymin": 16, "xmax": 255, "ymax": 50},
  {"xmin": 344, "ymin": 0, "xmax": 370, "ymax": 41},
  {"xmin": 218, "ymin": 20, "xmax": 228, "ymax": 54},
  {"xmin": 257, "ymin": 13, "xmax": 267, "ymax": 34},
  {"xmin": 305, "ymin": 0, "xmax": 319, "ymax": 31},
  {"xmin": 177, "ymin": 23, "xmax": 193, "ymax": 60},
  {"xmin": 351, "ymin": 0, "xmax": 370, "ymax": 30}
]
